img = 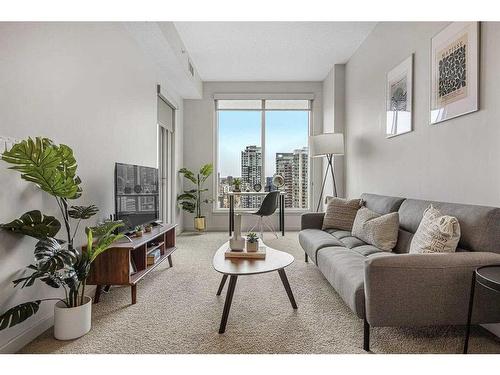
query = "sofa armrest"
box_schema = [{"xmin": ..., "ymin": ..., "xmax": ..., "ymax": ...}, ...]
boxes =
[
  {"xmin": 364, "ymin": 252, "xmax": 500, "ymax": 327},
  {"xmin": 301, "ymin": 212, "xmax": 324, "ymax": 230}
]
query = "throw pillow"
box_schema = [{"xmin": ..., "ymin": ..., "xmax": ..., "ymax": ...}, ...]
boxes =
[
  {"xmin": 409, "ymin": 205, "xmax": 461, "ymax": 254},
  {"xmin": 321, "ymin": 197, "xmax": 362, "ymax": 231},
  {"xmin": 351, "ymin": 207, "xmax": 399, "ymax": 251}
]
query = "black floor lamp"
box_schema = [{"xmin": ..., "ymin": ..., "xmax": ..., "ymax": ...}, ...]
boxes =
[{"xmin": 309, "ymin": 133, "xmax": 344, "ymax": 212}]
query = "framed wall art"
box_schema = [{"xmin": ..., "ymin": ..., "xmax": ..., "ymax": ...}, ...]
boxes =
[
  {"xmin": 386, "ymin": 54, "xmax": 413, "ymax": 137},
  {"xmin": 431, "ymin": 22, "xmax": 479, "ymax": 124}
]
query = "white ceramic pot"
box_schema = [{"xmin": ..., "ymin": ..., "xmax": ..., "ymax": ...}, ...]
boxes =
[{"xmin": 54, "ymin": 296, "xmax": 92, "ymax": 340}]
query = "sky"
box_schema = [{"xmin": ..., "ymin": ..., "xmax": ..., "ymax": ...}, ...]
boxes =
[{"xmin": 218, "ymin": 110, "xmax": 309, "ymax": 177}]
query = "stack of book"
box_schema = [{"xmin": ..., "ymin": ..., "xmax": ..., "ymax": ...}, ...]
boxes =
[
  {"xmin": 147, "ymin": 249, "xmax": 161, "ymax": 266},
  {"xmin": 224, "ymin": 246, "xmax": 266, "ymax": 260}
]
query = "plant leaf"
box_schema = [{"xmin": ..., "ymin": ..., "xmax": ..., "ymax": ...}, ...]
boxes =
[
  {"xmin": 34, "ymin": 238, "xmax": 76, "ymax": 273},
  {"xmin": 68, "ymin": 205, "xmax": 99, "ymax": 220},
  {"xmin": 179, "ymin": 168, "xmax": 197, "ymax": 184},
  {"xmin": 178, "ymin": 201, "xmax": 195, "ymax": 213},
  {"xmin": 0, "ymin": 210, "xmax": 61, "ymax": 239},
  {"xmin": 85, "ymin": 220, "xmax": 124, "ymax": 237},
  {"xmin": 0, "ymin": 301, "xmax": 41, "ymax": 331},
  {"xmin": 1, "ymin": 137, "xmax": 82, "ymax": 199},
  {"xmin": 177, "ymin": 193, "xmax": 196, "ymax": 201},
  {"xmin": 85, "ymin": 221, "xmax": 124, "ymax": 263},
  {"xmin": 199, "ymin": 164, "xmax": 213, "ymax": 181}
]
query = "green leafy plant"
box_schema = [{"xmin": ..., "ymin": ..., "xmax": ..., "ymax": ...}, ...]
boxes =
[
  {"xmin": 177, "ymin": 164, "xmax": 214, "ymax": 218},
  {"xmin": 134, "ymin": 225, "xmax": 143, "ymax": 232},
  {"xmin": 232, "ymin": 178, "xmax": 241, "ymax": 190},
  {"xmin": 246, "ymin": 232, "xmax": 259, "ymax": 243},
  {"xmin": 0, "ymin": 137, "xmax": 124, "ymax": 331}
]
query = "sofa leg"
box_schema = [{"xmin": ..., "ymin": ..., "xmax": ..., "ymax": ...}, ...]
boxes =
[
  {"xmin": 305, "ymin": 253, "xmax": 308, "ymax": 262},
  {"xmin": 363, "ymin": 318, "xmax": 370, "ymax": 352}
]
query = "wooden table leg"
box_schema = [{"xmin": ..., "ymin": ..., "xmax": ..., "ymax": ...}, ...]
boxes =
[
  {"xmin": 131, "ymin": 284, "xmax": 137, "ymax": 305},
  {"xmin": 216, "ymin": 274, "xmax": 228, "ymax": 296},
  {"xmin": 103, "ymin": 285, "xmax": 111, "ymax": 293},
  {"xmin": 278, "ymin": 269, "xmax": 297, "ymax": 309},
  {"xmin": 93, "ymin": 285, "xmax": 102, "ymax": 304},
  {"xmin": 167, "ymin": 255, "xmax": 173, "ymax": 267},
  {"xmin": 219, "ymin": 275, "xmax": 237, "ymax": 334}
]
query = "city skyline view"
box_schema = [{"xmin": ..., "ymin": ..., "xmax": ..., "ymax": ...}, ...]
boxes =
[{"xmin": 218, "ymin": 110, "xmax": 309, "ymax": 176}]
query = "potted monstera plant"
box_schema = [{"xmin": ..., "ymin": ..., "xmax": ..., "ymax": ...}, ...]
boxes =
[
  {"xmin": 0, "ymin": 137, "xmax": 123, "ymax": 340},
  {"xmin": 177, "ymin": 164, "xmax": 213, "ymax": 232}
]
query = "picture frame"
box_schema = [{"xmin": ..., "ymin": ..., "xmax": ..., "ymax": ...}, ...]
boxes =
[
  {"xmin": 430, "ymin": 22, "xmax": 480, "ymax": 124},
  {"xmin": 386, "ymin": 54, "xmax": 413, "ymax": 138}
]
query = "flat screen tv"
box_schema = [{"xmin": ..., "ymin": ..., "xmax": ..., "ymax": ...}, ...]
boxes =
[{"xmin": 115, "ymin": 162, "xmax": 159, "ymax": 232}]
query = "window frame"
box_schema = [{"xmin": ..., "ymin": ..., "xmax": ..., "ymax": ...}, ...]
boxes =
[{"xmin": 213, "ymin": 97, "xmax": 313, "ymax": 213}]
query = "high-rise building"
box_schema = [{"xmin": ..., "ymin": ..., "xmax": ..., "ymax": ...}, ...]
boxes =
[
  {"xmin": 241, "ymin": 145, "xmax": 262, "ymax": 208},
  {"xmin": 275, "ymin": 152, "xmax": 294, "ymax": 208},
  {"xmin": 292, "ymin": 147, "xmax": 309, "ymax": 208}
]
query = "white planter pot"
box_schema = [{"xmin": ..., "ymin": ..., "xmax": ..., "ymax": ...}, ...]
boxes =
[{"xmin": 54, "ymin": 296, "xmax": 92, "ymax": 340}]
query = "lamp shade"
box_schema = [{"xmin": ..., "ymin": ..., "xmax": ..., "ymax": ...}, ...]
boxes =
[{"xmin": 309, "ymin": 133, "xmax": 344, "ymax": 157}]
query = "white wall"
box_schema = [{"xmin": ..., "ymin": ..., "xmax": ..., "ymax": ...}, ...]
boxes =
[
  {"xmin": 182, "ymin": 81, "xmax": 323, "ymax": 231},
  {"xmin": 0, "ymin": 22, "xmax": 184, "ymax": 352},
  {"xmin": 345, "ymin": 22, "xmax": 500, "ymax": 207},
  {"xmin": 322, "ymin": 65, "xmax": 346, "ymax": 202}
]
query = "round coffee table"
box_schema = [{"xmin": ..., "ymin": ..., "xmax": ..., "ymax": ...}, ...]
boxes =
[
  {"xmin": 212, "ymin": 240, "xmax": 297, "ymax": 333},
  {"xmin": 463, "ymin": 265, "xmax": 500, "ymax": 353}
]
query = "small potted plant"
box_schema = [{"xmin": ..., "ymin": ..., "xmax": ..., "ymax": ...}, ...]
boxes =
[
  {"xmin": 233, "ymin": 178, "xmax": 241, "ymax": 192},
  {"xmin": 246, "ymin": 232, "xmax": 259, "ymax": 252},
  {"xmin": 134, "ymin": 225, "xmax": 144, "ymax": 237},
  {"xmin": 144, "ymin": 223, "xmax": 153, "ymax": 233}
]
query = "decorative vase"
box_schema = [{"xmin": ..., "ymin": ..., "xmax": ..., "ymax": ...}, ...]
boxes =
[
  {"xmin": 229, "ymin": 214, "xmax": 245, "ymax": 250},
  {"xmin": 145, "ymin": 226, "xmax": 152, "ymax": 233},
  {"xmin": 54, "ymin": 296, "xmax": 92, "ymax": 340},
  {"xmin": 194, "ymin": 217, "xmax": 206, "ymax": 231},
  {"xmin": 246, "ymin": 240, "xmax": 258, "ymax": 252}
]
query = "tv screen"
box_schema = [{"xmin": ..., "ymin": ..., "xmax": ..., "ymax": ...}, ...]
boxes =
[{"xmin": 115, "ymin": 163, "xmax": 159, "ymax": 231}]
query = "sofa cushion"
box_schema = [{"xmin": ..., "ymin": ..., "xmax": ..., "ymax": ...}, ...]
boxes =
[
  {"xmin": 352, "ymin": 207, "xmax": 399, "ymax": 251},
  {"xmin": 360, "ymin": 193, "xmax": 405, "ymax": 215},
  {"xmin": 351, "ymin": 245, "xmax": 385, "ymax": 257},
  {"xmin": 316, "ymin": 247, "xmax": 366, "ymax": 319},
  {"xmin": 298, "ymin": 229, "xmax": 343, "ymax": 263},
  {"xmin": 322, "ymin": 197, "xmax": 362, "ymax": 231}
]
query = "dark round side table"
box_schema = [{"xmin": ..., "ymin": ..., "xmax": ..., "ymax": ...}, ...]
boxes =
[{"xmin": 463, "ymin": 265, "xmax": 500, "ymax": 354}]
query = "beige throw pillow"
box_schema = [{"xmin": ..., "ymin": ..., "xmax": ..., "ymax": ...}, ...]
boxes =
[
  {"xmin": 322, "ymin": 197, "xmax": 362, "ymax": 231},
  {"xmin": 352, "ymin": 207, "xmax": 399, "ymax": 251},
  {"xmin": 409, "ymin": 205, "xmax": 461, "ymax": 254}
]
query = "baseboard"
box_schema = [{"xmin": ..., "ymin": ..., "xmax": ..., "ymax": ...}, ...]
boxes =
[{"xmin": 0, "ymin": 313, "xmax": 53, "ymax": 354}]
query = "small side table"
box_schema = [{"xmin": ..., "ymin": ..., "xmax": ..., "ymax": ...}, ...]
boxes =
[{"xmin": 463, "ymin": 265, "xmax": 500, "ymax": 354}]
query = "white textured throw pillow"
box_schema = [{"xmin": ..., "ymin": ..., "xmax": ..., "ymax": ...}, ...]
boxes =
[
  {"xmin": 409, "ymin": 205, "xmax": 461, "ymax": 254},
  {"xmin": 351, "ymin": 207, "xmax": 399, "ymax": 252}
]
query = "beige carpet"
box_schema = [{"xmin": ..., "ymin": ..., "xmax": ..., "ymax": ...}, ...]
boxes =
[{"xmin": 20, "ymin": 232, "xmax": 500, "ymax": 354}]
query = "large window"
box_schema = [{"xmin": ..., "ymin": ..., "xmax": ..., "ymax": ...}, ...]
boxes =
[{"xmin": 216, "ymin": 99, "xmax": 311, "ymax": 210}]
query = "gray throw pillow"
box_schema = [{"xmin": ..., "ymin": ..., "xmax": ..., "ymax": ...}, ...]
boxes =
[
  {"xmin": 352, "ymin": 207, "xmax": 399, "ymax": 251},
  {"xmin": 322, "ymin": 197, "xmax": 362, "ymax": 231}
]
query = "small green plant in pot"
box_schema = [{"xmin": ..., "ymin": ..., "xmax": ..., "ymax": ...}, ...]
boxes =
[
  {"xmin": 232, "ymin": 177, "xmax": 241, "ymax": 192},
  {"xmin": 246, "ymin": 232, "xmax": 259, "ymax": 252},
  {"xmin": 134, "ymin": 225, "xmax": 144, "ymax": 237},
  {"xmin": 0, "ymin": 137, "xmax": 124, "ymax": 340},
  {"xmin": 177, "ymin": 164, "xmax": 213, "ymax": 232}
]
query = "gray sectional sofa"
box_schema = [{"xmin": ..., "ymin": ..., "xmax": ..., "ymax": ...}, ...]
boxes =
[{"xmin": 299, "ymin": 193, "xmax": 500, "ymax": 351}]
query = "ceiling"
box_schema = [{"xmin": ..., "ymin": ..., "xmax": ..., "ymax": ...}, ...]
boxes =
[{"xmin": 174, "ymin": 22, "xmax": 376, "ymax": 81}]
